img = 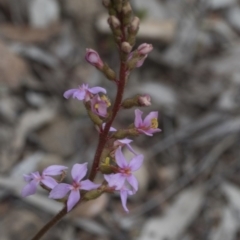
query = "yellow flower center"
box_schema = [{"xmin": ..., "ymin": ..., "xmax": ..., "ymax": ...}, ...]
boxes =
[
  {"xmin": 151, "ymin": 118, "xmax": 158, "ymax": 129},
  {"xmin": 101, "ymin": 95, "xmax": 111, "ymax": 107},
  {"xmin": 105, "ymin": 157, "xmax": 110, "ymax": 165},
  {"xmin": 94, "ymin": 103, "xmax": 99, "ymax": 109}
]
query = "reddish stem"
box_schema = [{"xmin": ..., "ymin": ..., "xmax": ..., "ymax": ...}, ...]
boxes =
[
  {"xmin": 89, "ymin": 61, "xmax": 126, "ymax": 181},
  {"xmin": 31, "ymin": 11, "xmax": 127, "ymax": 240}
]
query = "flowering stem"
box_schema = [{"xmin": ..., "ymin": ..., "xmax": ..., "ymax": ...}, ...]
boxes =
[
  {"xmin": 89, "ymin": 61, "xmax": 126, "ymax": 181},
  {"xmin": 30, "ymin": 13, "xmax": 127, "ymax": 240},
  {"xmin": 89, "ymin": 11, "xmax": 127, "ymax": 181}
]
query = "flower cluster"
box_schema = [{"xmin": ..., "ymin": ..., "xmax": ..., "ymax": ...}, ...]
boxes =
[{"xmin": 21, "ymin": 1, "xmax": 162, "ymax": 234}]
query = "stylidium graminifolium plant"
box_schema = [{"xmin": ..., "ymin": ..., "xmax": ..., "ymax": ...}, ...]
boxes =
[{"xmin": 22, "ymin": 1, "xmax": 162, "ymax": 239}]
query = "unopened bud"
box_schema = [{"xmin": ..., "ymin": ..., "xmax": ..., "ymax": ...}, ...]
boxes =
[
  {"xmin": 85, "ymin": 49, "xmax": 104, "ymax": 69},
  {"xmin": 122, "ymin": 2, "xmax": 132, "ymax": 15},
  {"xmin": 122, "ymin": 2, "xmax": 132, "ymax": 26},
  {"xmin": 129, "ymin": 16, "xmax": 140, "ymax": 33},
  {"xmin": 102, "ymin": 64, "xmax": 116, "ymax": 81},
  {"xmin": 108, "ymin": 15, "xmax": 121, "ymax": 29},
  {"xmin": 127, "ymin": 52, "xmax": 148, "ymax": 69},
  {"xmin": 113, "ymin": 128, "xmax": 139, "ymax": 139},
  {"xmin": 108, "ymin": 16, "xmax": 122, "ymax": 38},
  {"xmin": 122, "ymin": 95, "xmax": 139, "ymax": 109},
  {"xmin": 121, "ymin": 42, "xmax": 132, "ymax": 53},
  {"xmin": 113, "ymin": 0, "xmax": 123, "ymax": 12},
  {"xmin": 138, "ymin": 43, "xmax": 153, "ymax": 55},
  {"xmin": 122, "ymin": 94, "xmax": 151, "ymax": 108},
  {"xmin": 84, "ymin": 189, "xmax": 103, "ymax": 200},
  {"xmin": 87, "ymin": 108, "xmax": 103, "ymax": 126},
  {"xmin": 138, "ymin": 94, "xmax": 151, "ymax": 106},
  {"xmin": 102, "ymin": 0, "xmax": 111, "ymax": 8}
]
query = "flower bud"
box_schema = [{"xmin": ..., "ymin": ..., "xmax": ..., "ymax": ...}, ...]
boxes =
[
  {"xmin": 108, "ymin": 16, "xmax": 122, "ymax": 38},
  {"xmin": 121, "ymin": 42, "xmax": 132, "ymax": 53},
  {"xmin": 138, "ymin": 43, "xmax": 153, "ymax": 55},
  {"xmin": 102, "ymin": 64, "xmax": 116, "ymax": 81},
  {"xmin": 86, "ymin": 102, "xmax": 103, "ymax": 126},
  {"xmin": 84, "ymin": 189, "xmax": 103, "ymax": 200},
  {"xmin": 129, "ymin": 16, "xmax": 140, "ymax": 33},
  {"xmin": 121, "ymin": 95, "xmax": 139, "ymax": 109},
  {"xmin": 122, "ymin": 2, "xmax": 132, "ymax": 26},
  {"xmin": 113, "ymin": 0, "xmax": 123, "ymax": 12},
  {"xmin": 113, "ymin": 128, "xmax": 139, "ymax": 139},
  {"xmin": 138, "ymin": 94, "xmax": 151, "ymax": 106},
  {"xmin": 102, "ymin": 0, "xmax": 111, "ymax": 8},
  {"xmin": 85, "ymin": 49, "xmax": 104, "ymax": 69},
  {"xmin": 122, "ymin": 2, "xmax": 132, "ymax": 16},
  {"xmin": 108, "ymin": 15, "xmax": 121, "ymax": 29}
]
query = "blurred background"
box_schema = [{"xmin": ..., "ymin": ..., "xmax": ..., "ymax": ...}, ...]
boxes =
[{"xmin": 1, "ymin": 0, "xmax": 240, "ymax": 239}]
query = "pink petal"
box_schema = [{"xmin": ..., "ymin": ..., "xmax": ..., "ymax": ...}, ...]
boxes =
[
  {"xmin": 115, "ymin": 147, "xmax": 128, "ymax": 168},
  {"xmin": 88, "ymin": 86, "xmax": 107, "ymax": 94},
  {"xmin": 134, "ymin": 109, "xmax": 143, "ymax": 127},
  {"xmin": 80, "ymin": 180, "xmax": 100, "ymax": 190},
  {"xmin": 104, "ymin": 174, "xmax": 113, "ymax": 183},
  {"xmin": 63, "ymin": 89, "xmax": 78, "ymax": 99},
  {"xmin": 138, "ymin": 129, "xmax": 153, "ymax": 136},
  {"xmin": 118, "ymin": 138, "xmax": 133, "ymax": 144},
  {"xmin": 71, "ymin": 163, "xmax": 88, "ymax": 182},
  {"xmin": 97, "ymin": 102, "xmax": 108, "ymax": 117},
  {"xmin": 143, "ymin": 111, "xmax": 158, "ymax": 126},
  {"xmin": 49, "ymin": 183, "xmax": 71, "ymax": 199},
  {"xmin": 23, "ymin": 174, "xmax": 33, "ymax": 182},
  {"xmin": 73, "ymin": 90, "xmax": 85, "ymax": 100},
  {"xmin": 126, "ymin": 144, "xmax": 138, "ymax": 155},
  {"xmin": 129, "ymin": 154, "xmax": 144, "ymax": 171},
  {"xmin": 127, "ymin": 175, "xmax": 138, "ymax": 191},
  {"xmin": 21, "ymin": 180, "xmax": 38, "ymax": 197},
  {"xmin": 106, "ymin": 173, "xmax": 125, "ymax": 190},
  {"xmin": 41, "ymin": 176, "xmax": 58, "ymax": 189},
  {"xmin": 31, "ymin": 171, "xmax": 41, "ymax": 180},
  {"xmin": 102, "ymin": 123, "xmax": 117, "ymax": 132},
  {"xmin": 43, "ymin": 165, "xmax": 68, "ymax": 176},
  {"xmin": 148, "ymin": 128, "xmax": 162, "ymax": 134},
  {"xmin": 120, "ymin": 189, "xmax": 129, "ymax": 213},
  {"xmin": 67, "ymin": 190, "xmax": 80, "ymax": 212}
]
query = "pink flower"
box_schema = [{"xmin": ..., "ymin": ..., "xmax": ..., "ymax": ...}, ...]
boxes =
[
  {"xmin": 21, "ymin": 165, "xmax": 68, "ymax": 197},
  {"xmin": 49, "ymin": 163, "xmax": 100, "ymax": 212},
  {"xmin": 134, "ymin": 109, "xmax": 161, "ymax": 136},
  {"xmin": 90, "ymin": 95, "xmax": 110, "ymax": 117},
  {"xmin": 85, "ymin": 49, "xmax": 104, "ymax": 69},
  {"xmin": 114, "ymin": 138, "xmax": 137, "ymax": 155},
  {"xmin": 104, "ymin": 147, "xmax": 144, "ymax": 192},
  {"xmin": 137, "ymin": 43, "xmax": 153, "ymax": 55},
  {"xmin": 63, "ymin": 83, "xmax": 106, "ymax": 102}
]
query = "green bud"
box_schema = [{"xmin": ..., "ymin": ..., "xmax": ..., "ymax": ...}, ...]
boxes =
[
  {"xmin": 121, "ymin": 41, "xmax": 132, "ymax": 53},
  {"xmin": 87, "ymin": 109, "xmax": 103, "ymax": 126},
  {"xmin": 121, "ymin": 95, "xmax": 140, "ymax": 109},
  {"xmin": 84, "ymin": 189, "xmax": 103, "ymax": 200},
  {"xmin": 99, "ymin": 163, "xmax": 114, "ymax": 174},
  {"xmin": 113, "ymin": 128, "xmax": 139, "ymax": 139},
  {"xmin": 129, "ymin": 16, "xmax": 140, "ymax": 34},
  {"xmin": 102, "ymin": 0, "xmax": 111, "ymax": 8},
  {"xmin": 122, "ymin": 2, "xmax": 132, "ymax": 26},
  {"xmin": 113, "ymin": 0, "xmax": 123, "ymax": 12},
  {"xmin": 102, "ymin": 64, "xmax": 116, "ymax": 81}
]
